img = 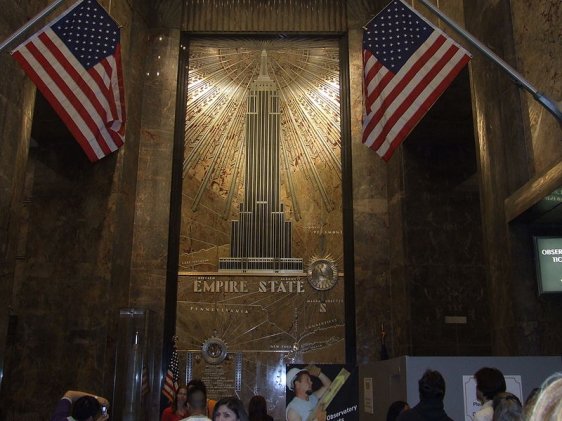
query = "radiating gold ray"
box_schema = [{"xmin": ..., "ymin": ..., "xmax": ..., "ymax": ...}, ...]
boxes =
[
  {"xmin": 272, "ymin": 68, "xmax": 341, "ymax": 177},
  {"xmin": 280, "ymin": 139, "xmax": 301, "ymax": 221},
  {"xmin": 183, "ymin": 36, "xmax": 341, "ymax": 256}
]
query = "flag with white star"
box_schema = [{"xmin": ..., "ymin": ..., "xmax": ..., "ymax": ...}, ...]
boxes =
[
  {"xmin": 362, "ymin": 0, "xmax": 471, "ymax": 161},
  {"xmin": 12, "ymin": 0, "xmax": 126, "ymax": 162},
  {"xmin": 162, "ymin": 339, "xmax": 179, "ymax": 403}
]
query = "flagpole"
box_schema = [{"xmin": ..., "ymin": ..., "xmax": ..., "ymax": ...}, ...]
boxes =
[
  {"xmin": 0, "ymin": 0, "xmax": 68, "ymax": 54},
  {"xmin": 416, "ymin": 0, "xmax": 562, "ymax": 123}
]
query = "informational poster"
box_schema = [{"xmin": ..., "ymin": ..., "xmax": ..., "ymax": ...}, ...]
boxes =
[
  {"xmin": 363, "ymin": 377, "xmax": 374, "ymax": 414},
  {"xmin": 286, "ymin": 364, "xmax": 358, "ymax": 421},
  {"xmin": 462, "ymin": 375, "xmax": 523, "ymax": 421}
]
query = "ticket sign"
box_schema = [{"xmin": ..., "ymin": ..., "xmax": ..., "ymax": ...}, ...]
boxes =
[
  {"xmin": 462, "ymin": 375, "xmax": 522, "ymax": 421},
  {"xmin": 534, "ymin": 236, "xmax": 562, "ymax": 294}
]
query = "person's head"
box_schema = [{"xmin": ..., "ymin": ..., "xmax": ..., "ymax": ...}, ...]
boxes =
[
  {"xmin": 248, "ymin": 395, "xmax": 268, "ymax": 420},
  {"xmin": 187, "ymin": 378, "xmax": 208, "ymax": 396},
  {"xmin": 286, "ymin": 367, "xmax": 313, "ymax": 396},
  {"xmin": 187, "ymin": 386, "xmax": 207, "ymax": 414},
  {"xmin": 418, "ymin": 369, "xmax": 446, "ymax": 401},
  {"xmin": 386, "ymin": 400, "xmax": 409, "ymax": 421},
  {"xmin": 294, "ymin": 370, "xmax": 314, "ymax": 395},
  {"xmin": 492, "ymin": 392, "xmax": 522, "ymax": 421},
  {"xmin": 213, "ymin": 397, "xmax": 250, "ymax": 421},
  {"xmin": 173, "ymin": 385, "xmax": 189, "ymax": 411},
  {"xmin": 72, "ymin": 396, "xmax": 101, "ymax": 421},
  {"xmin": 474, "ymin": 367, "xmax": 507, "ymax": 402},
  {"xmin": 529, "ymin": 374, "xmax": 562, "ymax": 421}
]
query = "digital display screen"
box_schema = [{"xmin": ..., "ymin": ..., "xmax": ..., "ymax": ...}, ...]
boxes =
[{"xmin": 534, "ymin": 236, "xmax": 562, "ymax": 294}]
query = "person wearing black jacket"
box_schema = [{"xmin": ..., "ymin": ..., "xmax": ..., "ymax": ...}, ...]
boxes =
[{"xmin": 397, "ymin": 370, "xmax": 453, "ymax": 421}]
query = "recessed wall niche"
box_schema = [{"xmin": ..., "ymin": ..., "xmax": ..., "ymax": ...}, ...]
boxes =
[{"xmin": 176, "ymin": 36, "xmax": 346, "ymax": 413}]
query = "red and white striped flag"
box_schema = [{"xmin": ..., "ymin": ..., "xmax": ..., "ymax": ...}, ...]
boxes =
[
  {"xmin": 11, "ymin": 0, "xmax": 126, "ymax": 162},
  {"xmin": 162, "ymin": 341, "xmax": 179, "ymax": 403},
  {"xmin": 141, "ymin": 363, "xmax": 150, "ymax": 397},
  {"xmin": 362, "ymin": 0, "xmax": 471, "ymax": 161}
]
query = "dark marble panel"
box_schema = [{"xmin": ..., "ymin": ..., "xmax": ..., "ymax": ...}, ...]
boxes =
[
  {"xmin": 348, "ymin": 19, "xmax": 396, "ymax": 364},
  {"xmin": 395, "ymin": 62, "xmax": 489, "ymax": 356},
  {"xmin": 0, "ymin": 0, "xmax": 154, "ymax": 418},
  {"xmin": 510, "ymin": 0, "xmax": 562, "ymax": 173},
  {"xmin": 126, "ymin": 25, "xmax": 181, "ymax": 420},
  {"xmin": 463, "ymin": 0, "xmax": 561, "ymax": 355},
  {"xmin": 0, "ymin": 148, "xmax": 118, "ymax": 416}
]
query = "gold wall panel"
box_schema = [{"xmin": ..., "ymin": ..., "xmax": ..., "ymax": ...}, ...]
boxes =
[
  {"xmin": 182, "ymin": 0, "xmax": 347, "ymax": 32},
  {"xmin": 178, "ymin": 37, "xmax": 345, "ymax": 414}
]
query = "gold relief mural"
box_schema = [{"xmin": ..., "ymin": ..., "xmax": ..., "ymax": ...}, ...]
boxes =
[{"xmin": 178, "ymin": 37, "xmax": 345, "ymax": 408}]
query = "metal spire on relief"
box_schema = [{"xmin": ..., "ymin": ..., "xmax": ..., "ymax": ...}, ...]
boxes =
[
  {"xmin": 257, "ymin": 49, "xmax": 271, "ymax": 81},
  {"xmin": 218, "ymin": 48, "xmax": 303, "ymax": 273}
]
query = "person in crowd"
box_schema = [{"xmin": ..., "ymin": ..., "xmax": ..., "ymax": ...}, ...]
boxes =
[
  {"xmin": 492, "ymin": 392, "xmax": 522, "ymax": 421},
  {"xmin": 181, "ymin": 385, "xmax": 212, "ymax": 421},
  {"xmin": 474, "ymin": 367, "xmax": 507, "ymax": 421},
  {"xmin": 386, "ymin": 400, "xmax": 409, "ymax": 421},
  {"xmin": 248, "ymin": 395, "xmax": 273, "ymax": 421},
  {"xmin": 50, "ymin": 390, "xmax": 109, "ymax": 421},
  {"xmin": 522, "ymin": 387, "xmax": 541, "ymax": 420},
  {"xmin": 213, "ymin": 397, "xmax": 250, "ymax": 421},
  {"xmin": 286, "ymin": 365, "xmax": 331, "ymax": 421},
  {"xmin": 397, "ymin": 369, "xmax": 452, "ymax": 421},
  {"xmin": 187, "ymin": 378, "xmax": 217, "ymax": 418},
  {"xmin": 162, "ymin": 384, "xmax": 189, "ymax": 421},
  {"xmin": 528, "ymin": 373, "xmax": 562, "ymax": 421}
]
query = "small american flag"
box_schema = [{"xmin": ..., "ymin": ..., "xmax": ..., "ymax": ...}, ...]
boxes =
[
  {"xmin": 141, "ymin": 363, "xmax": 150, "ymax": 397},
  {"xmin": 12, "ymin": 0, "xmax": 126, "ymax": 162},
  {"xmin": 362, "ymin": 0, "xmax": 471, "ymax": 161},
  {"xmin": 162, "ymin": 341, "xmax": 179, "ymax": 403}
]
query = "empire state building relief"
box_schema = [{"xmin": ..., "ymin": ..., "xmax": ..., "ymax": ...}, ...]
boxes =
[
  {"xmin": 176, "ymin": 37, "xmax": 345, "ymax": 403},
  {"xmin": 219, "ymin": 50, "xmax": 303, "ymax": 273}
]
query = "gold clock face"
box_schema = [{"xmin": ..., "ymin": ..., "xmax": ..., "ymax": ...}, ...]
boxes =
[{"xmin": 307, "ymin": 258, "xmax": 338, "ymax": 291}]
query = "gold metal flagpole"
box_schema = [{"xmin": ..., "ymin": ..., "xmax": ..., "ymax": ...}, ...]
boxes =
[{"xmin": 414, "ymin": 0, "xmax": 562, "ymax": 123}]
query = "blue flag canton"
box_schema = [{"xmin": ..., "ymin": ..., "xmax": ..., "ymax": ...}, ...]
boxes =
[
  {"xmin": 363, "ymin": 0, "xmax": 433, "ymax": 73},
  {"xmin": 52, "ymin": 0, "xmax": 120, "ymax": 69}
]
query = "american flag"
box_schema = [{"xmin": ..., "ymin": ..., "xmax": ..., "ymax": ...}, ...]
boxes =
[
  {"xmin": 141, "ymin": 363, "xmax": 150, "ymax": 397},
  {"xmin": 162, "ymin": 341, "xmax": 179, "ymax": 403},
  {"xmin": 362, "ymin": 0, "xmax": 471, "ymax": 161},
  {"xmin": 12, "ymin": 0, "xmax": 126, "ymax": 162}
]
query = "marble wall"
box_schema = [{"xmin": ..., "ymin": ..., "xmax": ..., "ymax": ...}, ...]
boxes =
[
  {"xmin": 510, "ymin": 0, "xmax": 561, "ymax": 173},
  {"xmin": 401, "ymin": 69, "xmax": 489, "ymax": 356},
  {"xmin": 0, "ymin": 0, "xmax": 152, "ymax": 418},
  {"xmin": 465, "ymin": 0, "xmax": 562, "ymax": 355}
]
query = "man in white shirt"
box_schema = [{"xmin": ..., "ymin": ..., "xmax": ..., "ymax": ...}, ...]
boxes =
[
  {"xmin": 181, "ymin": 386, "xmax": 212, "ymax": 421},
  {"xmin": 286, "ymin": 365, "xmax": 331, "ymax": 421}
]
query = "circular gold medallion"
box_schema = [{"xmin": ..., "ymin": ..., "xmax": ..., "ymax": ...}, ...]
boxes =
[
  {"xmin": 202, "ymin": 337, "xmax": 228, "ymax": 364},
  {"xmin": 307, "ymin": 258, "xmax": 338, "ymax": 291}
]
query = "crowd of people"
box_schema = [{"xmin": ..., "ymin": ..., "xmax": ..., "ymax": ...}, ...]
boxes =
[
  {"xmin": 49, "ymin": 368, "xmax": 561, "ymax": 421},
  {"xmin": 48, "ymin": 380, "xmax": 272, "ymax": 421},
  {"xmin": 386, "ymin": 368, "xmax": 562, "ymax": 421},
  {"xmin": 158, "ymin": 381, "xmax": 271, "ymax": 421}
]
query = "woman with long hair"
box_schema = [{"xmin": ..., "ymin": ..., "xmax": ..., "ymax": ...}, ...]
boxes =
[
  {"xmin": 528, "ymin": 374, "xmax": 562, "ymax": 421},
  {"xmin": 492, "ymin": 392, "xmax": 522, "ymax": 421},
  {"xmin": 248, "ymin": 395, "xmax": 273, "ymax": 421},
  {"xmin": 213, "ymin": 397, "xmax": 250, "ymax": 421},
  {"xmin": 161, "ymin": 385, "xmax": 189, "ymax": 421}
]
